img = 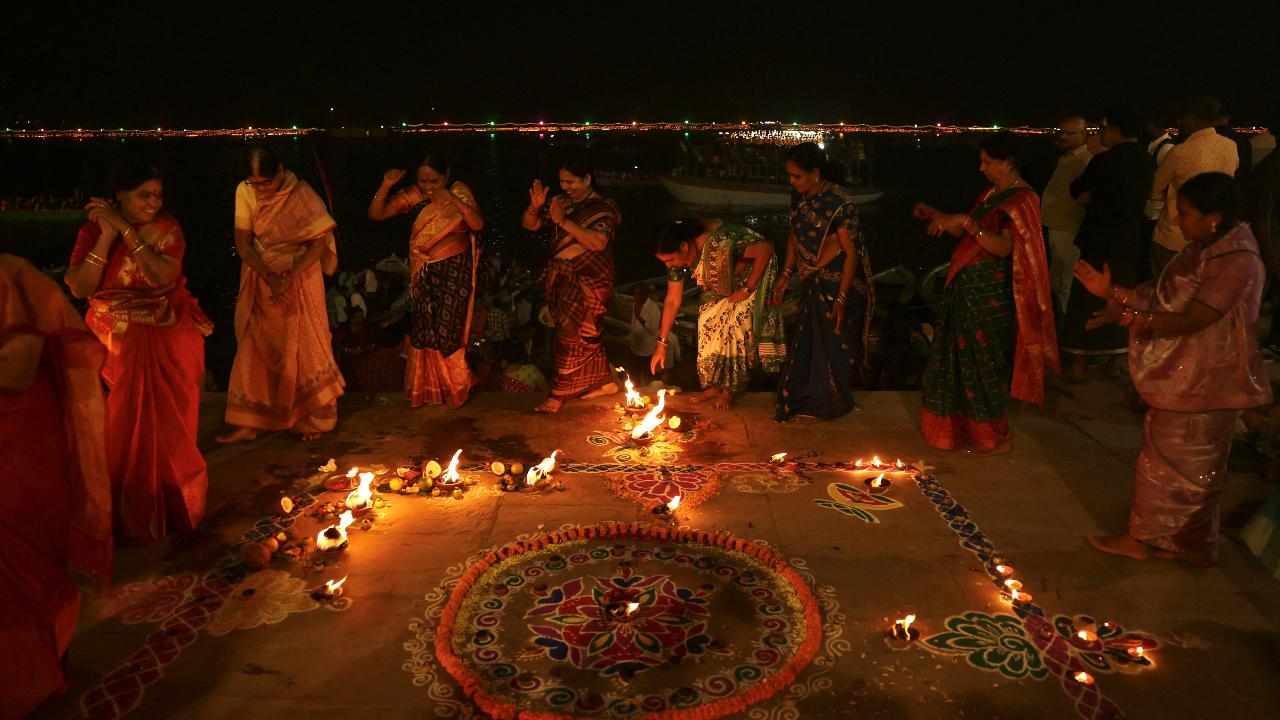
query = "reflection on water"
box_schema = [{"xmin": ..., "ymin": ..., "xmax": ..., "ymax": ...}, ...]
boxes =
[{"xmin": 2, "ymin": 132, "xmax": 1043, "ymax": 384}]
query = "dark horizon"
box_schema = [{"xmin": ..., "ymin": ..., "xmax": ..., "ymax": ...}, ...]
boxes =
[{"xmin": 5, "ymin": 3, "xmax": 1279, "ymax": 130}]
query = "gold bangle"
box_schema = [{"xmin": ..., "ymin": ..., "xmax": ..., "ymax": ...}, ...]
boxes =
[{"xmin": 83, "ymin": 253, "xmax": 107, "ymax": 267}]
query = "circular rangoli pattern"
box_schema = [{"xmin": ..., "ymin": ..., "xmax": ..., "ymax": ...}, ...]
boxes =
[{"xmin": 433, "ymin": 522, "xmax": 822, "ymax": 719}]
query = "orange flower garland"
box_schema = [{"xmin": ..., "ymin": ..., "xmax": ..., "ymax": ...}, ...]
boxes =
[{"xmin": 434, "ymin": 521, "xmax": 823, "ymax": 719}]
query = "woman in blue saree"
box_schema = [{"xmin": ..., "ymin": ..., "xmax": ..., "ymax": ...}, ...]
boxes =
[{"xmin": 773, "ymin": 142, "xmax": 874, "ymax": 421}]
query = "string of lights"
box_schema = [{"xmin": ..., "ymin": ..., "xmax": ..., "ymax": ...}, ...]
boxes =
[{"xmin": 0, "ymin": 120, "xmax": 1057, "ymax": 140}]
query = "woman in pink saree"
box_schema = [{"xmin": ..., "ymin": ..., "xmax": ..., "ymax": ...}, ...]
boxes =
[
  {"xmin": 368, "ymin": 150, "xmax": 484, "ymax": 407},
  {"xmin": 219, "ymin": 147, "xmax": 344, "ymax": 442},
  {"xmin": 1076, "ymin": 172, "xmax": 1271, "ymax": 566}
]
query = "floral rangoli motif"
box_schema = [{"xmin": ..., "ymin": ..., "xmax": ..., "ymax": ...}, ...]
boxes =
[
  {"xmin": 922, "ymin": 611, "xmax": 1049, "ymax": 681},
  {"xmin": 813, "ymin": 482, "xmax": 903, "ymax": 523},
  {"xmin": 603, "ymin": 467, "xmax": 721, "ymax": 509},
  {"xmin": 523, "ymin": 566, "xmax": 714, "ymax": 675}
]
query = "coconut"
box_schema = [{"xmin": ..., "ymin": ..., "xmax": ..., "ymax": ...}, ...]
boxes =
[
  {"xmin": 424, "ymin": 460, "xmax": 442, "ymax": 479},
  {"xmin": 490, "ymin": 461, "xmax": 506, "ymax": 476}
]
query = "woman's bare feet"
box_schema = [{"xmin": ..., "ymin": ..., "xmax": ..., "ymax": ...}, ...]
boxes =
[
  {"xmin": 709, "ymin": 388, "xmax": 732, "ymax": 410},
  {"xmin": 215, "ymin": 426, "xmax": 258, "ymax": 444},
  {"xmin": 689, "ymin": 387, "xmax": 722, "ymax": 405},
  {"xmin": 1087, "ymin": 533, "xmax": 1152, "ymax": 560},
  {"xmin": 582, "ymin": 381, "xmax": 618, "ymax": 399},
  {"xmin": 534, "ymin": 396, "xmax": 563, "ymax": 413}
]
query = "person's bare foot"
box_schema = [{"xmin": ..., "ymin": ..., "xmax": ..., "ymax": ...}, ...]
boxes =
[
  {"xmin": 1087, "ymin": 533, "xmax": 1152, "ymax": 560},
  {"xmin": 709, "ymin": 389, "xmax": 732, "ymax": 410},
  {"xmin": 689, "ymin": 387, "xmax": 721, "ymax": 405},
  {"xmin": 534, "ymin": 397, "xmax": 563, "ymax": 413},
  {"xmin": 582, "ymin": 382, "xmax": 618, "ymax": 400},
  {"xmin": 215, "ymin": 426, "xmax": 258, "ymax": 444}
]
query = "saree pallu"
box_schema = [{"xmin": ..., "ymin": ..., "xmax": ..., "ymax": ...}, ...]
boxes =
[
  {"xmin": 1130, "ymin": 408, "xmax": 1239, "ymax": 565},
  {"xmin": 695, "ymin": 223, "xmax": 785, "ymax": 392},
  {"xmin": 921, "ymin": 187, "xmax": 1058, "ymax": 450},
  {"xmin": 226, "ymin": 177, "xmax": 344, "ymax": 433},
  {"xmin": 402, "ymin": 182, "xmax": 479, "ymax": 407},
  {"xmin": 73, "ymin": 217, "xmax": 211, "ymax": 541},
  {"xmin": 547, "ymin": 250, "xmax": 615, "ymax": 398},
  {"xmin": 0, "ymin": 255, "xmax": 110, "ymax": 718},
  {"xmin": 919, "ymin": 257, "xmax": 1015, "ymax": 449}
]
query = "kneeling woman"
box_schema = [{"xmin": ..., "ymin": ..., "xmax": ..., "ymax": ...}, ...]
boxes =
[{"xmin": 651, "ymin": 219, "xmax": 785, "ymax": 409}]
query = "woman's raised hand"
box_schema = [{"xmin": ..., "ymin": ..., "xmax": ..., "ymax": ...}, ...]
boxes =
[
  {"xmin": 548, "ymin": 195, "xmax": 567, "ymax": 226},
  {"xmin": 1073, "ymin": 260, "xmax": 1112, "ymax": 299},
  {"xmin": 382, "ymin": 168, "xmax": 405, "ymax": 187},
  {"xmin": 528, "ymin": 179, "xmax": 548, "ymax": 210}
]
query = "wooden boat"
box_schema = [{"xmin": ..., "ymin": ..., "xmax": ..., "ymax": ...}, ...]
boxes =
[{"xmin": 660, "ymin": 176, "xmax": 883, "ymax": 208}]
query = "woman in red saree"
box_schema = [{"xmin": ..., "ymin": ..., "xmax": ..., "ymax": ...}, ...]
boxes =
[
  {"xmin": 1, "ymin": 253, "xmax": 111, "ymax": 718},
  {"xmin": 1076, "ymin": 173, "xmax": 1270, "ymax": 566},
  {"xmin": 63, "ymin": 158, "xmax": 211, "ymax": 542},
  {"xmin": 521, "ymin": 146, "xmax": 621, "ymax": 413},
  {"xmin": 914, "ymin": 132, "xmax": 1059, "ymax": 452},
  {"xmin": 368, "ymin": 150, "xmax": 484, "ymax": 407},
  {"xmin": 219, "ymin": 147, "xmax": 344, "ymax": 442}
]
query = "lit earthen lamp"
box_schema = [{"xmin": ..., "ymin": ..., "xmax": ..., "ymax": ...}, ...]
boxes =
[
  {"xmin": 345, "ymin": 471, "xmax": 375, "ymax": 514},
  {"xmin": 616, "ymin": 368, "xmax": 650, "ymax": 415},
  {"xmin": 525, "ymin": 450, "xmax": 559, "ymax": 488},
  {"xmin": 888, "ymin": 614, "xmax": 919, "ymax": 645},
  {"xmin": 1073, "ymin": 671, "xmax": 1095, "ymax": 686},
  {"xmin": 316, "ymin": 510, "xmax": 355, "ymax": 552},
  {"xmin": 311, "ymin": 576, "xmax": 347, "ymax": 602},
  {"xmin": 651, "ymin": 494, "xmax": 681, "ymax": 519},
  {"xmin": 770, "ymin": 452, "xmax": 787, "ymax": 464},
  {"xmin": 865, "ymin": 472, "xmax": 892, "ymax": 490},
  {"xmin": 630, "ymin": 389, "xmax": 667, "ymax": 445}
]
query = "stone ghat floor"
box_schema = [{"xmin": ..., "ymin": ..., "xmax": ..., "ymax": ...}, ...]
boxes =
[{"xmin": 33, "ymin": 383, "xmax": 1280, "ymax": 720}]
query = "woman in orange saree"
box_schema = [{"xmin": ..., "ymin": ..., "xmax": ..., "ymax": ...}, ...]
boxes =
[
  {"xmin": 219, "ymin": 147, "xmax": 344, "ymax": 442},
  {"xmin": 368, "ymin": 150, "xmax": 484, "ymax": 407},
  {"xmin": 1, "ymin": 253, "xmax": 111, "ymax": 718},
  {"xmin": 63, "ymin": 157, "xmax": 211, "ymax": 541},
  {"xmin": 914, "ymin": 132, "xmax": 1058, "ymax": 453}
]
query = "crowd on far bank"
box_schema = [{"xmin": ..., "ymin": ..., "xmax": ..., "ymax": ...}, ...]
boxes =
[{"xmin": 5, "ymin": 93, "xmax": 1280, "ymax": 718}]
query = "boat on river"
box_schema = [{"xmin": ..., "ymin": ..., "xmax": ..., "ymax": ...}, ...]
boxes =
[{"xmin": 660, "ymin": 175, "xmax": 883, "ymax": 208}]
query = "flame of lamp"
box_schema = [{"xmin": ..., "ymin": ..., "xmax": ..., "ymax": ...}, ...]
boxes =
[
  {"xmin": 771, "ymin": 452, "xmax": 787, "ymax": 463},
  {"xmin": 439, "ymin": 449, "xmax": 463, "ymax": 485},
  {"xmin": 631, "ymin": 389, "xmax": 667, "ymax": 439},
  {"xmin": 1003, "ymin": 579, "xmax": 1022, "ymax": 591},
  {"xmin": 666, "ymin": 495, "xmax": 681, "ymax": 512},
  {"xmin": 1127, "ymin": 646, "xmax": 1145, "ymax": 658},
  {"xmin": 526, "ymin": 450, "xmax": 558, "ymax": 486},
  {"xmin": 994, "ymin": 564, "xmax": 1014, "ymax": 577},
  {"xmin": 1076, "ymin": 630, "xmax": 1098, "ymax": 643},
  {"xmin": 1073, "ymin": 671, "xmax": 1094, "ymax": 685}
]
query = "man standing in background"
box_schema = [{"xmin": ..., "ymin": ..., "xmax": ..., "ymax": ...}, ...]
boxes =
[
  {"xmin": 1041, "ymin": 115, "xmax": 1093, "ymax": 314},
  {"xmin": 1148, "ymin": 96, "xmax": 1240, "ymax": 277}
]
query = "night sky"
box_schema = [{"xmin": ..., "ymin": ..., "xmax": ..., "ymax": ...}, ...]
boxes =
[{"xmin": 6, "ymin": 3, "xmax": 1279, "ymax": 129}]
